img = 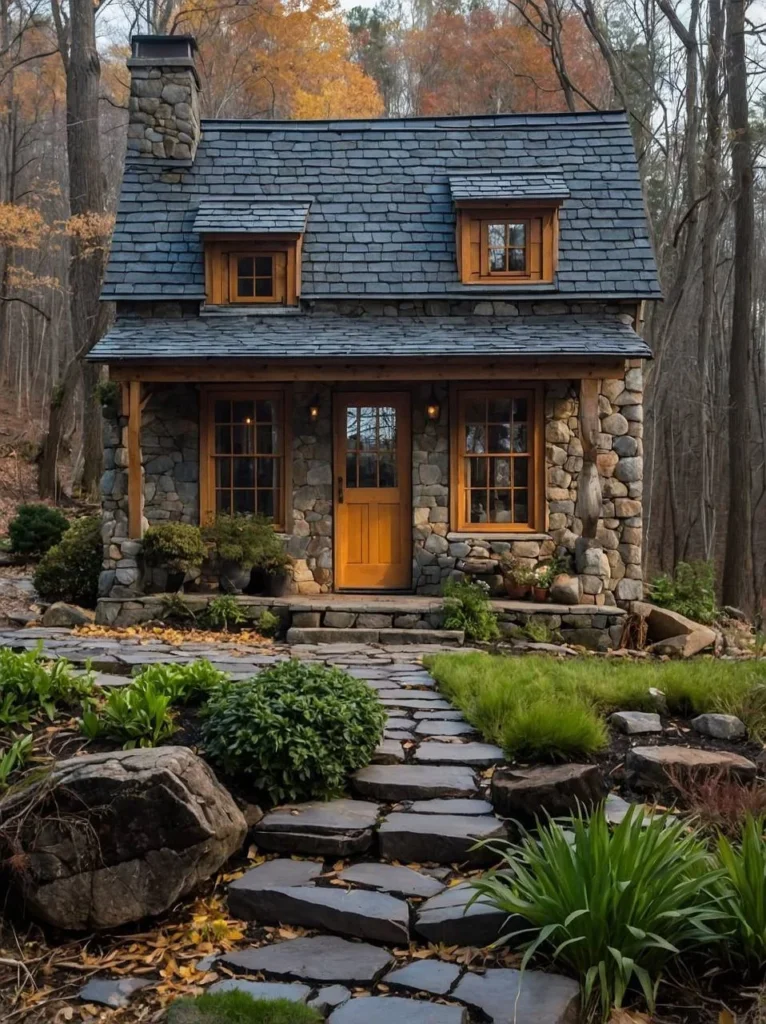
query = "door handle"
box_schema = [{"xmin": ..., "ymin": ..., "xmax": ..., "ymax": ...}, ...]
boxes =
[{"xmin": 337, "ymin": 476, "xmax": 344, "ymax": 504}]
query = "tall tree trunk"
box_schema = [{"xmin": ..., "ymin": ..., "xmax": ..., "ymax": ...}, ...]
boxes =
[
  {"xmin": 722, "ymin": 0, "xmax": 755, "ymax": 610},
  {"xmin": 39, "ymin": 0, "xmax": 109, "ymax": 499}
]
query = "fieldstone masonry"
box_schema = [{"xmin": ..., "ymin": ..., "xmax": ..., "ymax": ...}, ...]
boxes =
[
  {"xmin": 289, "ymin": 384, "xmax": 334, "ymax": 595},
  {"xmin": 126, "ymin": 54, "xmax": 201, "ymax": 161}
]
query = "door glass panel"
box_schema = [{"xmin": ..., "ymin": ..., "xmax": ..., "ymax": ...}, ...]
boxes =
[{"xmin": 344, "ymin": 402, "xmax": 399, "ymax": 489}]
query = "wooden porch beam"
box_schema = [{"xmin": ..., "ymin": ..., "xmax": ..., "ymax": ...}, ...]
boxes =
[
  {"xmin": 127, "ymin": 380, "xmax": 143, "ymax": 540},
  {"xmin": 109, "ymin": 358, "xmax": 628, "ymax": 384}
]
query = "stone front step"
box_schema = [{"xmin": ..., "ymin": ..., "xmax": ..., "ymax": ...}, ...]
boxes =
[
  {"xmin": 286, "ymin": 627, "xmax": 465, "ymax": 646},
  {"xmin": 219, "ymin": 935, "xmax": 394, "ymax": 986},
  {"xmin": 251, "ymin": 799, "xmax": 379, "ymax": 857},
  {"xmin": 414, "ymin": 883, "xmax": 510, "ymax": 947},
  {"xmin": 379, "ymin": 812, "xmax": 507, "ymax": 865},
  {"xmin": 352, "ymin": 764, "xmax": 478, "ymax": 801}
]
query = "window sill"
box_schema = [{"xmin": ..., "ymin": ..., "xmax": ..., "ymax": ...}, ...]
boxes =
[{"xmin": 447, "ymin": 532, "xmax": 551, "ymax": 541}]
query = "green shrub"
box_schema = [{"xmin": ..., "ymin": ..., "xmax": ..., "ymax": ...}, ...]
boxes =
[
  {"xmin": 257, "ymin": 608, "xmax": 280, "ymax": 638},
  {"xmin": 0, "ymin": 646, "xmax": 93, "ymax": 727},
  {"xmin": 203, "ymin": 514, "xmax": 288, "ymax": 572},
  {"xmin": 200, "ymin": 660, "xmax": 386, "ymax": 802},
  {"xmin": 132, "ymin": 660, "xmax": 228, "ymax": 704},
  {"xmin": 712, "ymin": 816, "xmax": 766, "ymax": 972},
  {"xmin": 443, "ymin": 578, "xmax": 500, "ymax": 642},
  {"xmin": 81, "ymin": 677, "xmax": 177, "ymax": 748},
  {"xmin": 472, "ymin": 806, "xmax": 725, "ymax": 1021},
  {"xmin": 0, "ymin": 734, "xmax": 34, "ymax": 790},
  {"xmin": 143, "ymin": 522, "xmax": 206, "ymax": 575},
  {"xmin": 650, "ymin": 560, "xmax": 718, "ymax": 625},
  {"xmin": 33, "ymin": 515, "xmax": 102, "ymax": 608},
  {"xmin": 168, "ymin": 990, "xmax": 322, "ymax": 1024},
  {"xmin": 202, "ymin": 595, "xmax": 246, "ymax": 632},
  {"xmin": 161, "ymin": 593, "xmax": 197, "ymax": 625},
  {"xmin": 9, "ymin": 503, "xmax": 69, "ymax": 557}
]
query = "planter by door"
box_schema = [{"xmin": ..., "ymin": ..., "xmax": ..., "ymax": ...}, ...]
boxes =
[
  {"xmin": 333, "ymin": 393, "xmax": 412, "ymax": 590},
  {"xmin": 532, "ymin": 586, "xmax": 549, "ymax": 603},
  {"xmin": 218, "ymin": 561, "xmax": 252, "ymax": 594}
]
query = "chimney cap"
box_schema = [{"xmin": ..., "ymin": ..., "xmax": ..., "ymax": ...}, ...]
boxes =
[{"xmin": 130, "ymin": 34, "xmax": 197, "ymax": 60}]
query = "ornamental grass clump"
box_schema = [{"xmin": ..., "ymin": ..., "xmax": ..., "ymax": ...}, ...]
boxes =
[
  {"xmin": 471, "ymin": 806, "xmax": 725, "ymax": 1022},
  {"xmin": 200, "ymin": 660, "xmax": 386, "ymax": 803},
  {"xmin": 712, "ymin": 815, "xmax": 766, "ymax": 972}
]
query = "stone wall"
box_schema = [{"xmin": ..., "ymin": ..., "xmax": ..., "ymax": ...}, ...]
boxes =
[{"xmin": 126, "ymin": 58, "xmax": 200, "ymax": 161}]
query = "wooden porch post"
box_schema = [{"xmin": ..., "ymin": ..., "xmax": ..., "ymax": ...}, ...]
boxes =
[{"xmin": 127, "ymin": 380, "xmax": 143, "ymax": 539}]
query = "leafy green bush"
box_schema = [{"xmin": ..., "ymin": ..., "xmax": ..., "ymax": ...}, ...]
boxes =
[
  {"xmin": 443, "ymin": 578, "xmax": 500, "ymax": 642},
  {"xmin": 650, "ymin": 560, "xmax": 718, "ymax": 625},
  {"xmin": 143, "ymin": 522, "xmax": 206, "ymax": 574},
  {"xmin": 0, "ymin": 646, "xmax": 93, "ymax": 727},
  {"xmin": 168, "ymin": 989, "xmax": 322, "ymax": 1024},
  {"xmin": 203, "ymin": 514, "xmax": 288, "ymax": 572},
  {"xmin": 472, "ymin": 806, "xmax": 724, "ymax": 1021},
  {"xmin": 33, "ymin": 515, "xmax": 102, "ymax": 608},
  {"xmin": 713, "ymin": 815, "xmax": 766, "ymax": 972},
  {"xmin": 200, "ymin": 660, "xmax": 386, "ymax": 802},
  {"xmin": 202, "ymin": 595, "xmax": 246, "ymax": 632},
  {"xmin": 257, "ymin": 608, "xmax": 281, "ymax": 638},
  {"xmin": 132, "ymin": 660, "xmax": 228, "ymax": 704},
  {"xmin": 81, "ymin": 677, "xmax": 177, "ymax": 748},
  {"xmin": 9, "ymin": 503, "xmax": 69, "ymax": 557}
]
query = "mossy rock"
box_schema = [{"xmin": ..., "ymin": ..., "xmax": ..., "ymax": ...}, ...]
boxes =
[{"xmin": 167, "ymin": 990, "xmax": 322, "ymax": 1024}]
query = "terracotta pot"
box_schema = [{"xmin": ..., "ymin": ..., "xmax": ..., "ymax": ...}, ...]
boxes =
[
  {"xmin": 504, "ymin": 580, "xmax": 530, "ymax": 600},
  {"xmin": 532, "ymin": 586, "xmax": 549, "ymax": 603}
]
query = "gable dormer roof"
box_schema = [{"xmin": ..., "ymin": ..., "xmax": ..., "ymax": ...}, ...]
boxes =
[
  {"xmin": 448, "ymin": 171, "xmax": 570, "ymax": 201},
  {"xmin": 192, "ymin": 198, "xmax": 310, "ymax": 234}
]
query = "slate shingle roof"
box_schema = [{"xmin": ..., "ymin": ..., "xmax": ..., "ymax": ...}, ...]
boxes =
[
  {"xmin": 87, "ymin": 313, "xmax": 651, "ymax": 362},
  {"xmin": 192, "ymin": 199, "xmax": 310, "ymax": 234},
  {"xmin": 449, "ymin": 171, "xmax": 570, "ymax": 200},
  {"xmin": 102, "ymin": 110, "xmax": 660, "ymax": 302}
]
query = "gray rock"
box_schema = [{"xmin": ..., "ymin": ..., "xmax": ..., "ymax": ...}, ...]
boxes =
[
  {"xmin": 78, "ymin": 977, "xmax": 152, "ymax": 1008},
  {"xmin": 491, "ymin": 764, "xmax": 604, "ymax": 820},
  {"xmin": 227, "ymin": 858, "xmax": 321, "ymax": 918},
  {"xmin": 549, "ymin": 574, "xmax": 581, "ymax": 605},
  {"xmin": 609, "ymin": 711, "xmax": 663, "ymax": 735},
  {"xmin": 413, "ymin": 742, "xmax": 505, "ymax": 767},
  {"xmin": 220, "ymin": 935, "xmax": 393, "ymax": 985},
  {"xmin": 626, "ymin": 745, "xmax": 757, "ymax": 789},
  {"xmin": 338, "ymin": 862, "xmax": 444, "ymax": 898},
  {"xmin": 452, "ymin": 967, "xmax": 580, "ymax": 1024},
  {"xmin": 252, "ymin": 799, "xmax": 379, "ymax": 856},
  {"xmin": 223, "ymin": 884, "xmax": 409, "ymax": 944},
  {"xmin": 414, "ymin": 883, "xmax": 509, "ymax": 947},
  {"xmin": 330, "ymin": 997, "xmax": 466, "ymax": 1024},
  {"xmin": 352, "ymin": 765, "xmax": 477, "ymax": 801},
  {"xmin": 409, "ymin": 799, "xmax": 494, "ymax": 816},
  {"xmin": 415, "ymin": 720, "xmax": 476, "ymax": 737},
  {"xmin": 379, "ymin": 813, "xmax": 506, "ymax": 866},
  {"xmin": 206, "ymin": 980, "xmax": 310, "ymax": 1003},
  {"xmin": 691, "ymin": 713, "xmax": 747, "ymax": 740},
  {"xmin": 41, "ymin": 602, "xmax": 95, "ymax": 628},
  {"xmin": 603, "ymin": 794, "xmax": 652, "ymax": 827},
  {"xmin": 309, "ymin": 986, "xmax": 352, "ymax": 1015},
  {"xmin": 0, "ymin": 747, "xmax": 246, "ymax": 930},
  {"xmin": 384, "ymin": 960, "xmax": 461, "ymax": 995}
]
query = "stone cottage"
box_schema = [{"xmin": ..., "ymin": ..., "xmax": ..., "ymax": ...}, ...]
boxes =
[{"xmin": 89, "ymin": 34, "xmax": 659, "ymax": 634}]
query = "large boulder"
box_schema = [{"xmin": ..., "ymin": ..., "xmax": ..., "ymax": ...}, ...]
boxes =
[
  {"xmin": 41, "ymin": 602, "xmax": 95, "ymax": 627},
  {"xmin": 491, "ymin": 764, "xmax": 605, "ymax": 820},
  {"xmin": 633, "ymin": 602, "xmax": 717, "ymax": 657},
  {"xmin": 625, "ymin": 745, "xmax": 757, "ymax": 790},
  {"xmin": 0, "ymin": 747, "xmax": 246, "ymax": 930}
]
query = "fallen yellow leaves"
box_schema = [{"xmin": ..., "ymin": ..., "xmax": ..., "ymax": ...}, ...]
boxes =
[{"xmin": 72, "ymin": 624, "xmax": 272, "ymax": 647}]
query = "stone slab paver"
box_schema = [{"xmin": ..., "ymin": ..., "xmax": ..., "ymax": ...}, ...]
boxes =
[
  {"xmin": 338, "ymin": 862, "xmax": 444, "ymax": 899},
  {"xmin": 220, "ymin": 936, "xmax": 393, "ymax": 985},
  {"xmin": 409, "ymin": 798, "xmax": 494, "ymax": 816},
  {"xmin": 309, "ymin": 985, "xmax": 352, "ymax": 1014},
  {"xmin": 380, "ymin": 698, "xmax": 455, "ymax": 711},
  {"xmin": 452, "ymin": 968, "xmax": 580, "ymax": 1024},
  {"xmin": 252, "ymin": 799, "xmax": 379, "ymax": 856},
  {"xmin": 78, "ymin": 978, "xmax": 152, "ymax": 1008},
  {"xmin": 379, "ymin": 813, "xmax": 506, "ymax": 866},
  {"xmin": 372, "ymin": 740, "xmax": 405, "ymax": 764},
  {"xmin": 208, "ymin": 979, "xmax": 311, "ymax": 1003},
  {"xmin": 329, "ymin": 996, "xmax": 467, "ymax": 1024},
  {"xmin": 383, "ymin": 960, "xmax": 462, "ymax": 995},
  {"xmin": 414, "ymin": 742, "xmax": 505, "ymax": 767},
  {"xmin": 353, "ymin": 765, "xmax": 477, "ymax": 801},
  {"xmin": 227, "ymin": 858, "xmax": 322, "ymax": 918},
  {"xmin": 415, "ymin": 720, "xmax": 476, "ymax": 737},
  {"xmin": 414, "ymin": 883, "xmax": 510, "ymax": 948},
  {"xmin": 414, "ymin": 709, "xmax": 466, "ymax": 721}
]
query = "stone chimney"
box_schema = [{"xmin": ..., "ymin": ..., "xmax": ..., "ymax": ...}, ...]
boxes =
[{"xmin": 127, "ymin": 35, "xmax": 200, "ymax": 161}]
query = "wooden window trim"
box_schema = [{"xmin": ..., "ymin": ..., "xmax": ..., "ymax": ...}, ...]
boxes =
[
  {"xmin": 199, "ymin": 385, "xmax": 291, "ymax": 530},
  {"xmin": 456, "ymin": 201, "xmax": 559, "ymax": 286},
  {"xmin": 204, "ymin": 235, "xmax": 300, "ymax": 306},
  {"xmin": 449, "ymin": 382, "xmax": 545, "ymax": 534}
]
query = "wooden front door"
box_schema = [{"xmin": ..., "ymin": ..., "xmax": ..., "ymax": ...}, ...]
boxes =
[{"xmin": 334, "ymin": 392, "xmax": 411, "ymax": 590}]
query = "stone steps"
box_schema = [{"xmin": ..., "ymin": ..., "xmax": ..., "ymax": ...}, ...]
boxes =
[
  {"xmin": 286, "ymin": 627, "xmax": 465, "ymax": 645},
  {"xmin": 379, "ymin": 812, "xmax": 507, "ymax": 866}
]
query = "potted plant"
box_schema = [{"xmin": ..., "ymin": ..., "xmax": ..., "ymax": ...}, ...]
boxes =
[
  {"xmin": 203, "ymin": 513, "xmax": 289, "ymax": 595},
  {"xmin": 141, "ymin": 522, "xmax": 205, "ymax": 592},
  {"xmin": 530, "ymin": 559, "xmax": 561, "ymax": 603},
  {"xmin": 500, "ymin": 554, "xmax": 536, "ymax": 600}
]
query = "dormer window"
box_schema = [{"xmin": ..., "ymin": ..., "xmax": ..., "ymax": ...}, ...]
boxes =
[
  {"xmin": 193, "ymin": 198, "xmax": 310, "ymax": 307},
  {"xmin": 449, "ymin": 172, "xmax": 568, "ymax": 286}
]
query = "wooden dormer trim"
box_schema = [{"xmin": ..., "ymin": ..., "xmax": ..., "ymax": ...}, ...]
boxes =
[
  {"xmin": 204, "ymin": 233, "xmax": 301, "ymax": 306},
  {"xmin": 456, "ymin": 200, "xmax": 560, "ymax": 286}
]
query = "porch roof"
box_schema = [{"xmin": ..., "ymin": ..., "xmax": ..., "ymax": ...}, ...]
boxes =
[{"xmin": 88, "ymin": 313, "xmax": 651, "ymax": 361}]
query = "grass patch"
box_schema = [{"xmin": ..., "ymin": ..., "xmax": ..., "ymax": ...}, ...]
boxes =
[
  {"xmin": 425, "ymin": 653, "xmax": 766, "ymax": 759},
  {"xmin": 168, "ymin": 990, "xmax": 323, "ymax": 1024}
]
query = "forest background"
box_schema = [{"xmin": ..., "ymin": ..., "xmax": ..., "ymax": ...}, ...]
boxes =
[{"xmin": 0, "ymin": 0, "xmax": 764, "ymax": 612}]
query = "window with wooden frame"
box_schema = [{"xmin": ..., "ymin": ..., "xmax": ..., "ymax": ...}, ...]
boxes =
[
  {"xmin": 200, "ymin": 388, "xmax": 288, "ymax": 528},
  {"xmin": 450, "ymin": 385, "xmax": 544, "ymax": 533},
  {"xmin": 204, "ymin": 237, "xmax": 301, "ymax": 306},
  {"xmin": 456, "ymin": 203, "xmax": 558, "ymax": 285}
]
